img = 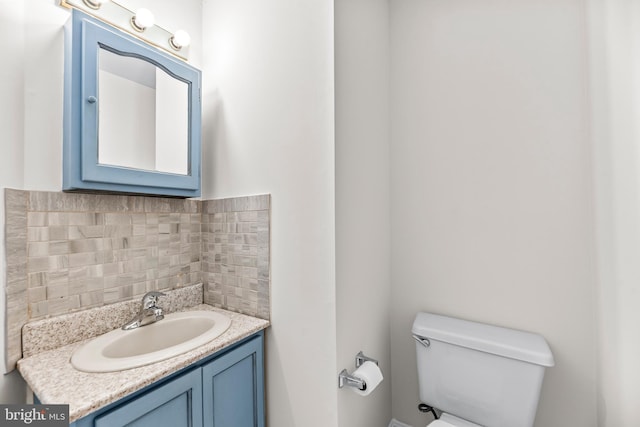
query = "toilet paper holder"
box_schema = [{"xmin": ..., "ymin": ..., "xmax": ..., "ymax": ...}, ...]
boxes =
[{"xmin": 338, "ymin": 351, "xmax": 379, "ymax": 390}]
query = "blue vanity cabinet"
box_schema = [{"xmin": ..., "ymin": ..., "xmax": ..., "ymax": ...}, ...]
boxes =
[
  {"xmin": 202, "ymin": 333, "xmax": 265, "ymax": 427},
  {"xmin": 69, "ymin": 332, "xmax": 264, "ymax": 427}
]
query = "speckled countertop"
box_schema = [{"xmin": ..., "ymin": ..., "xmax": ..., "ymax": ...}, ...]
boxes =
[{"xmin": 17, "ymin": 304, "xmax": 269, "ymax": 422}]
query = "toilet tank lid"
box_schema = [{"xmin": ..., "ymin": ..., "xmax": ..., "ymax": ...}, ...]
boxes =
[{"xmin": 412, "ymin": 312, "xmax": 555, "ymax": 367}]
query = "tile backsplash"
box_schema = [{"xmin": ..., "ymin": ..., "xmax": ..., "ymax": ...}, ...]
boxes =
[
  {"xmin": 202, "ymin": 197, "xmax": 270, "ymax": 320},
  {"xmin": 4, "ymin": 190, "xmax": 270, "ymax": 371}
]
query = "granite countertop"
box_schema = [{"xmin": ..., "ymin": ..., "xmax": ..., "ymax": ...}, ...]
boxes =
[{"xmin": 17, "ymin": 304, "xmax": 269, "ymax": 422}]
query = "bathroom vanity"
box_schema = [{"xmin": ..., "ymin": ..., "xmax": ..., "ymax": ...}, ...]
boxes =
[
  {"xmin": 71, "ymin": 332, "xmax": 264, "ymax": 427},
  {"xmin": 17, "ymin": 298, "xmax": 269, "ymax": 426}
]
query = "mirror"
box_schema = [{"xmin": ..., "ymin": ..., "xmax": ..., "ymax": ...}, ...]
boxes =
[
  {"xmin": 98, "ymin": 48, "xmax": 189, "ymax": 175},
  {"xmin": 63, "ymin": 10, "xmax": 201, "ymax": 197}
]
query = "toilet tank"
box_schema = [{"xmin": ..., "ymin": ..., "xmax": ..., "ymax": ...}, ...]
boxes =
[{"xmin": 412, "ymin": 313, "xmax": 554, "ymax": 427}]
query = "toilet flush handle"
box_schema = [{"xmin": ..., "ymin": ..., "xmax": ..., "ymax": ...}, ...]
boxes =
[{"xmin": 412, "ymin": 334, "xmax": 430, "ymax": 348}]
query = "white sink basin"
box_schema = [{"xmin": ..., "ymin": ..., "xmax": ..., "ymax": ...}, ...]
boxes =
[{"xmin": 71, "ymin": 310, "xmax": 231, "ymax": 373}]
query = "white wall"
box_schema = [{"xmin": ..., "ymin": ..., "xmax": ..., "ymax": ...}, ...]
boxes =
[
  {"xmin": 335, "ymin": 0, "xmax": 391, "ymax": 426},
  {"xmin": 0, "ymin": 0, "xmax": 202, "ymax": 403},
  {"xmin": 389, "ymin": 1, "xmax": 598, "ymax": 426},
  {"xmin": 200, "ymin": 1, "xmax": 337, "ymax": 426},
  {"xmin": 0, "ymin": 0, "xmax": 28, "ymax": 404},
  {"xmin": 0, "ymin": 0, "xmax": 68, "ymax": 403},
  {"xmin": 21, "ymin": 1, "xmax": 68, "ymax": 192},
  {"xmin": 588, "ymin": 1, "xmax": 640, "ymax": 425}
]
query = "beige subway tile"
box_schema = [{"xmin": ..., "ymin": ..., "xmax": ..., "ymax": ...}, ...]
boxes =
[
  {"xmin": 68, "ymin": 294, "xmax": 81, "ymax": 311},
  {"xmin": 48, "ymin": 297, "xmax": 71, "ymax": 316},
  {"xmin": 69, "ymin": 252, "xmax": 98, "ymax": 267},
  {"xmin": 128, "ymin": 196, "xmax": 146, "ymax": 212},
  {"xmin": 145, "ymin": 280, "xmax": 158, "ymax": 292},
  {"xmin": 105, "ymin": 213, "xmax": 131, "ymax": 225},
  {"xmin": 146, "ymin": 213, "xmax": 158, "ymax": 224},
  {"xmin": 6, "ymin": 262, "xmax": 27, "ymax": 284},
  {"xmin": 68, "ymin": 212, "xmax": 104, "ymax": 226},
  {"xmin": 69, "ymin": 225, "xmax": 104, "ymax": 239},
  {"xmin": 257, "ymin": 258, "xmax": 269, "ymax": 280},
  {"xmin": 28, "ymin": 256, "xmax": 50, "ymax": 273},
  {"xmin": 47, "ymin": 284, "xmax": 69, "ymax": 299},
  {"xmin": 102, "ymin": 262, "xmax": 121, "ymax": 276},
  {"xmin": 80, "ymin": 291, "xmax": 103, "ymax": 307},
  {"xmin": 49, "ymin": 241, "xmax": 69, "ymax": 255},
  {"xmin": 48, "ymin": 226, "xmax": 68, "ymax": 241},
  {"xmin": 69, "ymin": 277, "xmax": 103, "ymax": 295},
  {"xmin": 70, "ymin": 238, "xmax": 105, "ymax": 254},
  {"xmin": 6, "ymin": 289, "xmax": 27, "ymax": 310},
  {"xmin": 28, "ymin": 272, "xmax": 46, "ymax": 287},
  {"xmin": 238, "ymin": 211, "xmax": 258, "ymax": 222},
  {"xmin": 47, "ymin": 213, "xmax": 69, "ymax": 226},
  {"xmin": 6, "ymin": 280, "xmax": 27, "ymax": 297},
  {"xmin": 239, "ymin": 223, "xmax": 258, "ymax": 233},
  {"xmin": 94, "ymin": 194, "xmax": 129, "ymax": 212},
  {"xmin": 131, "ymin": 214, "xmax": 145, "ymax": 225},
  {"xmin": 27, "ymin": 242, "xmax": 49, "ymax": 257},
  {"xmin": 29, "ymin": 300, "xmax": 48, "ymax": 318},
  {"xmin": 258, "ymin": 280, "xmax": 269, "ymax": 294},
  {"xmin": 249, "ymin": 195, "xmax": 270, "ymax": 211},
  {"xmin": 241, "ymin": 277, "xmax": 259, "ymax": 291},
  {"xmin": 103, "ymin": 288, "xmax": 120, "ymax": 304},
  {"xmin": 105, "ymin": 225, "xmax": 132, "ymax": 238},
  {"xmin": 27, "ymin": 212, "xmax": 47, "ymax": 226},
  {"xmin": 222, "ymin": 275, "xmax": 238, "ymax": 287},
  {"xmin": 27, "ymin": 227, "xmax": 49, "ymax": 242},
  {"xmin": 48, "ymin": 270, "xmax": 69, "ymax": 286},
  {"xmin": 133, "ymin": 224, "xmax": 146, "ymax": 236},
  {"xmin": 257, "ymin": 230, "xmax": 269, "ymax": 247}
]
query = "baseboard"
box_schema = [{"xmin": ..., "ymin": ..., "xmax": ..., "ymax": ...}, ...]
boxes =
[{"xmin": 389, "ymin": 419, "xmax": 414, "ymax": 427}]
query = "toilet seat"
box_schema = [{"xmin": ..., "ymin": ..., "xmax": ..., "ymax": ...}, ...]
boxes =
[{"xmin": 427, "ymin": 413, "xmax": 481, "ymax": 427}]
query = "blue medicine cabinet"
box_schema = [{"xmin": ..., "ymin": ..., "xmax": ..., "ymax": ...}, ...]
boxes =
[{"xmin": 63, "ymin": 10, "xmax": 202, "ymax": 197}]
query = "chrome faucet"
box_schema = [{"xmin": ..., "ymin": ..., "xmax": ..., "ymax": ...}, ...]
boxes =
[{"xmin": 121, "ymin": 291, "xmax": 166, "ymax": 330}]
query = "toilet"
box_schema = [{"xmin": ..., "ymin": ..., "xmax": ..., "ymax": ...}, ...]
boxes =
[{"xmin": 412, "ymin": 312, "xmax": 554, "ymax": 427}]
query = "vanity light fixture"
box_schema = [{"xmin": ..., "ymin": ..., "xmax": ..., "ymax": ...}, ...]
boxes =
[
  {"xmin": 130, "ymin": 8, "xmax": 154, "ymax": 32},
  {"xmin": 169, "ymin": 30, "xmax": 191, "ymax": 51},
  {"xmin": 59, "ymin": 0, "xmax": 192, "ymax": 60},
  {"xmin": 82, "ymin": 0, "xmax": 109, "ymax": 10}
]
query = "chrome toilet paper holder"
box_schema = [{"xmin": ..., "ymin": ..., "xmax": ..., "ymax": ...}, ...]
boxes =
[{"xmin": 338, "ymin": 351, "xmax": 379, "ymax": 390}]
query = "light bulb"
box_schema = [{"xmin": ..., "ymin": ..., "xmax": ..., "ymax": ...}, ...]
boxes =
[
  {"xmin": 82, "ymin": 0, "xmax": 109, "ymax": 9},
  {"xmin": 169, "ymin": 30, "xmax": 191, "ymax": 51},
  {"xmin": 131, "ymin": 8, "xmax": 155, "ymax": 32}
]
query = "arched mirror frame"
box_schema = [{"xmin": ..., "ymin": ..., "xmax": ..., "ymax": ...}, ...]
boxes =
[{"xmin": 63, "ymin": 10, "xmax": 201, "ymax": 197}]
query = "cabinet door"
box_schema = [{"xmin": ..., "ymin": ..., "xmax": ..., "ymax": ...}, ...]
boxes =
[
  {"xmin": 94, "ymin": 369, "xmax": 203, "ymax": 427},
  {"xmin": 202, "ymin": 335, "xmax": 264, "ymax": 427}
]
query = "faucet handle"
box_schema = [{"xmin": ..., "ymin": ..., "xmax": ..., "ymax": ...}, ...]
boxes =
[{"xmin": 142, "ymin": 291, "xmax": 166, "ymax": 309}]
